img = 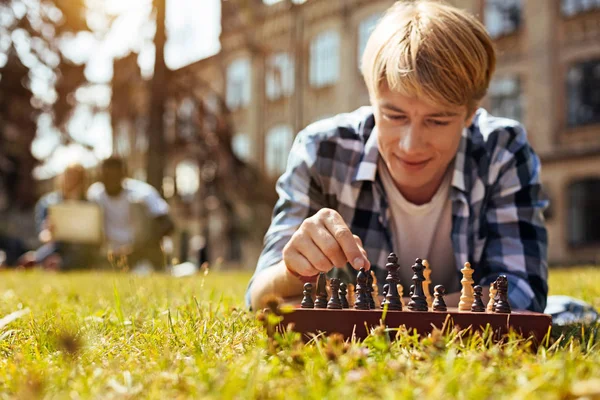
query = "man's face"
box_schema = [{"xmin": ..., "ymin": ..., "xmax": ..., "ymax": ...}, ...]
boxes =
[
  {"xmin": 101, "ymin": 165, "xmax": 125, "ymax": 196},
  {"xmin": 373, "ymin": 84, "xmax": 476, "ymax": 204}
]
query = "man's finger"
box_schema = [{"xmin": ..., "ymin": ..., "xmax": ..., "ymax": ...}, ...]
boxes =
[
  {"xmin": 310, "ymin": 226, "xmax": 347, "ymax": 267},
  {"xmin": 283, "ymin": 248, "xmax": 320, "ymax": 277},
  {"xmin": 323, "ymin": 212, "xmax": 369, "ymax": 270},
  {"xmin": 353, "ymin": 234, "xmax": 364, "ymax": 247},
  {"xmin": 294, "ymin": 237, "xmax": 334, "ymax": 272}
]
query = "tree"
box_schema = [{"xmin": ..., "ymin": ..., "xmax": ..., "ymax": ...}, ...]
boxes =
[{"xmin": 0, "ymin": 0, "xmax": 90, "ymax": 209}]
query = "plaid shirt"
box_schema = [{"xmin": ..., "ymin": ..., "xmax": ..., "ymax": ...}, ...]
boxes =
[{"xmin": 248, "ymin": 107, "xmax": 549, "ymax": 312}]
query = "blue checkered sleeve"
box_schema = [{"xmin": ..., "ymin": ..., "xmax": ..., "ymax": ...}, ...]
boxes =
[
  {"xmin": 478, "ymin": 125, "xmax": 549, "ymax": 312},
  {"xmin": 245, "ymin": 129, "xmax": 326, "ymax": 306}
]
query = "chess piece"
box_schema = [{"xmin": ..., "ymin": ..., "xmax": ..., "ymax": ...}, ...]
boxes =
[
  {"xmin": 397, "ymin": 283, "xmax": 405, "ymax": 307},
  {"xmin": 383, "ymin": 253, "xmax": 402, "ymax": 311},
  {"xmin": 422, "ymin": 259, "xmax": 433, "ymax": 308},
  {"xmin": 327, "ymin": 278, "xmax": 343, "ymax": 309},
  {"xmin": 354, "ymin": 268, "xmax": 370, "ymax": 310},
  {"xmin": 408, "ymin": 258, "xmax": 428, "ymax": 311},
  {"xmin": 339, "ymin": 282, "xmax": 349, "ymax": 308},
  {"xmin": 347, "ymin": 283, "xmax": 355, "ymax": 307},
  {"xmin": 458, "ymin": 262, "xmax": 475, "ymax": 311},
  {"xmin": 301, "ymin": 282, "xmax": 314, "ymax": 308},
  {"xmin": 314, "ymin": 272, "xmax": 328, "ymax": 309},
  {"xmin": 432, "ymin": 285, "xmax": 447, "ymax": 311},
  {"xmin": 381, "ymin": 284, "xmax": 389, "ymax": 308},
  {"xmin": 367, "ymin": 270, "xmax": 376, "ymax": 309},
  {"xmin": 471, "ymin": 285, "xmax": 486, "ymax": 312},
  {"xmin": 409, "ymin": 285, "xmax": 415, "ymax": 297},
  {"xmin": 487, "ymin": 281, "xmax": 498, "ymax": 312},
  {"xmin": 493, "ymin": 275, "xmax": 511, "ymax": 314}
]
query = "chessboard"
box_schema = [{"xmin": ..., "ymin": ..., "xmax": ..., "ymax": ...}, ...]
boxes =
[{"xmin": 277, "ymin": 254, "xmax": 552, "ymax": 343}]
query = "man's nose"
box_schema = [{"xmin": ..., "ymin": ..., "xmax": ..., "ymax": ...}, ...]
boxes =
[{"xmin": 399, "ymin": 124, "xmax": 426, "ymax": 152}]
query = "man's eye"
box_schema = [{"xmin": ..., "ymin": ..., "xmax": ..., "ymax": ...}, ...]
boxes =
[
  {"xmin": 385, "ymin": 114, "xmax": 406, "ymax": 121},
  {"xmin": 430, "ymin": 120, "xmax": 450, "ymax": 126}
]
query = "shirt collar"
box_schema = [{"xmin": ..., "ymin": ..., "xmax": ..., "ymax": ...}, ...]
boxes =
[{"xmin": 351, "ymin": 112, "xmax": 470, "ymax": 194}]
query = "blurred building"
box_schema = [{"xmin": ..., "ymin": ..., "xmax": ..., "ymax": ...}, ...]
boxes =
[{"xmin": 115, "ymin": 0, "xmax": 600, "ymax": 266}]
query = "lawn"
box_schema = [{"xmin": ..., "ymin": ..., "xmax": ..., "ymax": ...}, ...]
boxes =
[{"xmin": 0, "ymin": 267, "xmax": 599, "ymax": 399}]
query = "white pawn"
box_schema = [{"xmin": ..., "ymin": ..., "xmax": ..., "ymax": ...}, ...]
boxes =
[
  {"xmin": 397, "ymin": 283, "xmax": 405, "ymax": 307},
  {"xmin": 422, "ymin": 259, "xmax": 433, "ymax": 308},
  {"xmin": 487, "ymin": 281, "xmax": 498, "ymax": 312},
  {"xmin": 458, "ymin": 262, "xmax": 475, "ymax": 311}
]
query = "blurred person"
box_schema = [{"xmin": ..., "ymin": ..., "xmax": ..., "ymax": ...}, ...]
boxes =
[
  {"xmin": 248, "ymin": 0, "xmax": 548, "ymax": 311},
  {"xmin": 33, "ymin": 163, "xmax": 98, "ymax": 270},
  {"xmin": 87, "ymin": 157, "xmax": 174, "ymax": 270}
]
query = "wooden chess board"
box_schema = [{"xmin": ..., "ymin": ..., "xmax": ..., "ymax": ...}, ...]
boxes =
[{"xmin": 279, "ymin": 307, "xmax": 552, "ymax": 343}]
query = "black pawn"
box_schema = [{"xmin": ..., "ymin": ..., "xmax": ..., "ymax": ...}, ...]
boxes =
[
  {"xmin": 327, "ymin": 278, "xmax": 342, "ymax": 309},
  {"xmin": 314, "ymin": 272, "xmax": 328, "ymax": 309},
  {"xmin": 367, "ymin": 270, "xmax": 376, "ymax": 309},
  {"xmin": 493, "ymin": 275, "xmax": 511, "ymax": 314},
  {"xmin": 339, "ymin": 282, "xmax": 349, "ymax": 309},
  {"xmin": 408, "ymin": 258, "xmax": 428, "ymax": 311},
  {"xmin": 432, "ymin": 285, "xmax": 447, "ymax": 312},
  {"xmin": 354, "ymin": 268, "xmax": 370, "ymax": 310},
  {"xmin": 381, "ymin": 284, "xmax": 389, "ymax": 308},
  {"xmin": 301, "ymin": 282, "xmax": 314, "ymax": 308},
  {"xmin": 383, "ymin": 253, "xmax": 402, "ymax": 311},
  {"xmin": 471, "ymin": 285, "xmax": 486, "ymax": 312}
]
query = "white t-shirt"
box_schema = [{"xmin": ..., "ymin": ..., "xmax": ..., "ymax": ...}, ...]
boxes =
[
  {"xmin": 378, "ymin": 159, "xmax": 460, "ymax": 294},
  {"xmin": 87, "ymin": 178, "xmax": 169, "ymax": 248}
]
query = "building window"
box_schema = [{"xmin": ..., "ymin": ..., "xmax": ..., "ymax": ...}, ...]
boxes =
[
  {"xmin": 358, "ymin": 13, "xmax": 381, "ymax": 68},
  {"xmin": 488, "ymin": 76, "xmax": 523, "ymax": 121},
  {"xmin": 266, "ymin": 52, "xmax": 294, "ymax": 101},
  {"xmin": 310, "ymin": 30, "xmax": 340, "ymax": 88},
  {"xmin": 176, "ymin": 160, "xmax": 200, "ymax": 201},
  {"xmin": 115, "ymin": 120, "xmax": 131, "ymax": 157},
  {"xmin": 265, "ymin": 125, "xmax": 294, "ymax": 176},
  {"xmin": 561, "ymin": 0, "xmax": 600, "ymax": 16},
  {"xmin": 177, "ymin": 97, "xmax": 197, "ymax": 140},
  {"xmin": 484, "ymin": 0, "xmax": 522, "ymax": 39},
  {"xmin": 226, "ymin": 57, "xmax": 251, "ymax": 110},
  {"xmin": 232, "ymin": 133, "xmax": 252, "ymax": 162},
  {"xmin": 568, "ymin": 178, "xmax": 600, "ymax": 246},
  {"xmin": 567, "ymin": 59, "xmax": 600, "ymax": 127}
]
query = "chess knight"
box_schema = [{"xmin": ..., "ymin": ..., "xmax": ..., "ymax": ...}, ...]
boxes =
[{"xmin": 248, "ymin": 0, "xmax": 549, "ymax": 313}]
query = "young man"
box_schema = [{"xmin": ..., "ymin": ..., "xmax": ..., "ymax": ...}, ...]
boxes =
[
  {"xmin": 248, "ymin": 0, "xmax": 548, "ymax": 312},
  {"xmin": 87, "ymin": 157, "xmax": 174, "ymax": 270}
]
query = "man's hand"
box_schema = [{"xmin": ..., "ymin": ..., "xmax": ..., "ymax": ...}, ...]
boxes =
[{"xmin": 282, "ymin": 208, "xmax": 370, "ymax": 278}]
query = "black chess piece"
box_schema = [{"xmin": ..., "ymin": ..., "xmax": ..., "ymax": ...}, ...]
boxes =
[
  {"xmin": 367, "ymin": 270, "xmax": 376, "ymax": 309},
  {"xmin": 493, "ymin": 275, "xmax": 511, "ymax": 314},
  {"xmin": 408, "ymin": 258, "xmax": 428, "ymax": 311},
  {"xmin": 381, "ymin": 284, "xmax": 389, "ymax": 308},
  {"xmin": 432, "ymin": 285, "xmax": 447, "ymax": 312},
  {"xmin": 327, "ymin": 278, "xmax": 343, "ymax": 309},
  {"xmin": 301, "ymin": 282, "xmax": 314, "ymax": 308},
  {"xmin": 339, "ymin": 282, "xmax": 349, "ymax": 308},
  {"xmin": 471, "ymin": 285, "xmax": 486, "ymax": 312},
  {"xmin": 383, "ymin": 253, "xmax": 402, "ymax": 311},
  {"xmin": 354, "ymin": 268, "xmax": 370, "ymax": 310},
  {"xmin": 314, "ymin": 272, "xmax": 328, "ymax": 309}
]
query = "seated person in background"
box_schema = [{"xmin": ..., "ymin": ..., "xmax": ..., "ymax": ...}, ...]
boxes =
[
  {"xmin": 248, "ymin": 0, "xmax": 549, "ymax": 312},
  {"xmin": 34, "ymin": 163, "xmax": 98, "ymax": 270},
  {"xmin": 87, "ymin": 157, "xmax": 174, "ymax": 270}
]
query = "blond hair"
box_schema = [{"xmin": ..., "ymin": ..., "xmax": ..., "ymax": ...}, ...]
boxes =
[{"xmin": 361, "ymin": 0, "xmax": 496, "ymax": 113}]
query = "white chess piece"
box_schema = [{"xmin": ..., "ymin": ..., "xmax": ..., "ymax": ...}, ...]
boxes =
[
  {"xmin": 487, "ymin": 281, "xmax": 498, "ymax": 312},
  {"xmin": 422, "ymin": 259, "xmax": 433, "ymax": 308},
  {"xmin": 458, "ymin": 262, "xmax": 475, "ymax": 311},
  {"xmin": 397, "ymin": 283, "xmax": 404, "ymax": 307}
]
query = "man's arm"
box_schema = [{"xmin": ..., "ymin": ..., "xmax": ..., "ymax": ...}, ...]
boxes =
[
  {"xmin": 248, "ymin": 131, "xmax": 368, "ymax": 310},
  {"xmin": 479, "ymin": 125, "xmax": 549, "ymax": 312}
]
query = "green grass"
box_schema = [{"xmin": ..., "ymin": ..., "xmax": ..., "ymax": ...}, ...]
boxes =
[{"xmin": 0, "ymin": 267, "xmax": 599, "ymax": 399}]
